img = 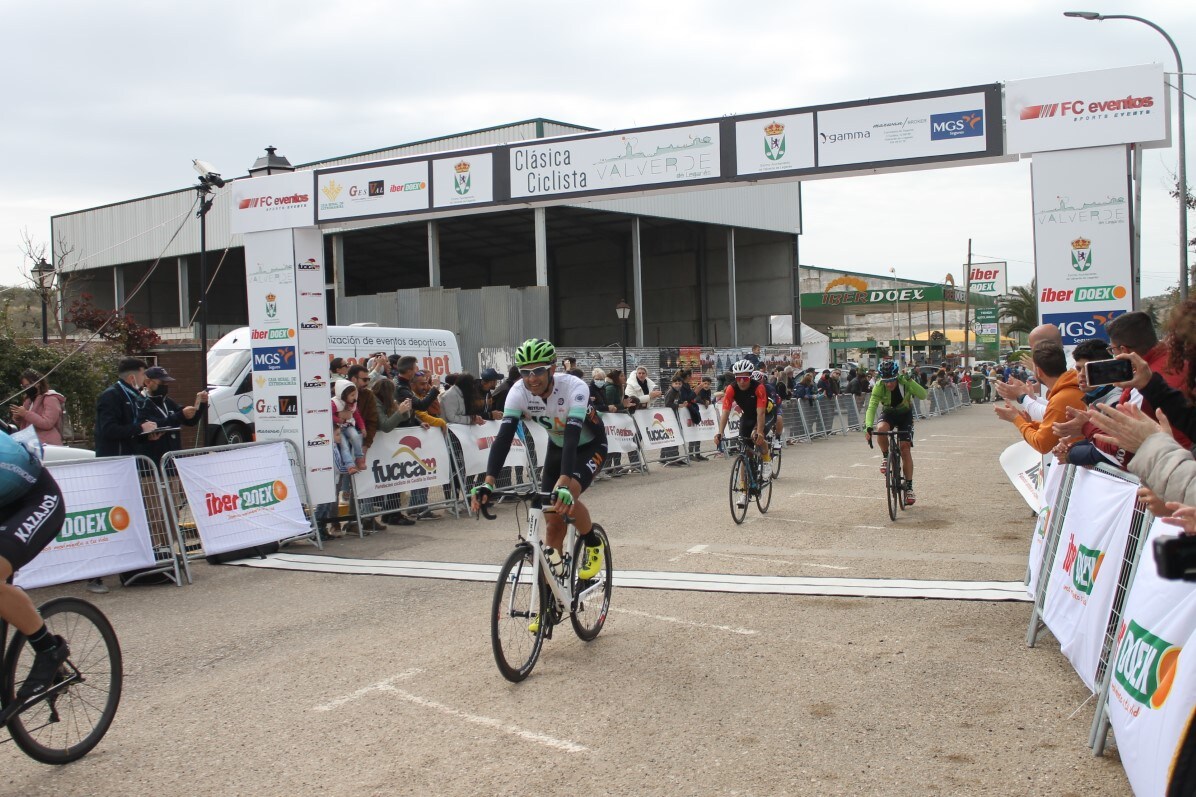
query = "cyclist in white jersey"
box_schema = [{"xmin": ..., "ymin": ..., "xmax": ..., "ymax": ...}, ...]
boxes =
[{"xmin": 470, "ymin": 339, "xmax": 608, "ymax": 582}]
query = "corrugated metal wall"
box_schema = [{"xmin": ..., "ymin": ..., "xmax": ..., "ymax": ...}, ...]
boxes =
[{"xmin": 337, "ymin": 285, "xmax": 548, "ymax": 373}]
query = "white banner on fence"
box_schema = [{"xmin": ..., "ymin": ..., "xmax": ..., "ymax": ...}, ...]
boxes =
[
  {"xmin": 681, "ymin": 405, "xmax": 718, "ymax": 443},
  {"xmin": 1027, "ymin": 461, "xmax": 1066, "ymax": 598},
  {"xmin": 1107, "ymin": 517, "xmax": 1196, "ymax": 796},
  {"xmin": 1001, "ymin": 442, "xmax": 1045, "ymax": 511},
  {"xmin": 1040, "ymin": 467, "xmax": 1138, "ymax": 690},
  {"xmin": 522, "ymin": 420, "xmax": 550, "ymax": 468},
  {"xmin": 352, "ymin": 425, "xmax": 453, "ymax": 499},
  {"xmin": 601, "ymin": 412, "xmax": 641, "ymax": 455},
  {"xmin": 17, "ymin": 458, "xmax": 157, "ymax": 589},
  {"xmin": 447, "ymin": 421, "xmax": 529, "ymax": 476},
  {"xmin": 174, "ymin": 443, "xmax": 310, "ymax": 557},
  {"xmin": 633, "ymin": 408, "xmax": 685, "ymax": 452}
]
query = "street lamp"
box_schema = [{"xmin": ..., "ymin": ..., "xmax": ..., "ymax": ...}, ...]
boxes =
[
  {"xmin": 615, "ymin": 299, "xmax": 631, "ymax": 377},
  {"xmin": 32, "ymin": 257, "xmax": 55, "ymax": 344},
  {"xmin": 192, "ymin": 160, "xmax": 228, "ymax": 387},
  {"xmin": 888, "ymin": 267, "xmax": 901, "ymax": 361},
  {"xmin": 1065, "ymin": 11, "xmax": 1189, "ymax": 301}
]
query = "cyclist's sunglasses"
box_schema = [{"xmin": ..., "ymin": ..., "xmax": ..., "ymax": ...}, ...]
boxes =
[
  {"xmin": 734, "ymin": 374, "xmax": 752, "ymax": 380},
  {"xmin": 519, "ymin": 365, "xmax": 552, "ymax": 378},
  {"xmin": 884, "ymin": 378, "xmax": 898, "ymax": 384}
]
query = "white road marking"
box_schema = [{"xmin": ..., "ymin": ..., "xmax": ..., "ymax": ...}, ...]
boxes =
[
  {"xmin": 388, "ymin": 689, "xmax": 589, "ymax": 753},
  {"xmin": 700, "ymin": 549, "xmax": 849, "ymax": 571},
  {"xmin": 611, "ymin": 607, "xmax": 757, "ymax": 635},
  {"xmin": 313, "ymin": 669, "xmax": 422, "ymax": 712},
  {"xmin": 669, "ymin": 543, "xmax": 708, "ymax": 563}
]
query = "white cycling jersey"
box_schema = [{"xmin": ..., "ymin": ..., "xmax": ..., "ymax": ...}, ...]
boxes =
[{"xmin": 501, "ymin": 373, "xmax": 602, "ymax": 446}]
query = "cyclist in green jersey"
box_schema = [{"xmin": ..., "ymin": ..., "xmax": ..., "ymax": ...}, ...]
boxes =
[{"xmin": 864, "ymin": 360, "xmax": 928, "ymax": 505}]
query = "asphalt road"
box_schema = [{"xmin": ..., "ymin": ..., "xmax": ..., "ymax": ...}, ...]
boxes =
[{"xmin": 6, "ymin": 405, "xmax": 1132, "ymax": 796}]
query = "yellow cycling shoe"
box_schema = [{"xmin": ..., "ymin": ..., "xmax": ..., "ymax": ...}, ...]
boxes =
[{"xmin": 577, "ymin": 540, "xmax": 605, "ymax": 581}]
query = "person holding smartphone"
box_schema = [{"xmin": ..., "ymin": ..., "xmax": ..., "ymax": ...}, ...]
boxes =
[{"xmin": 135, "ymin": 366, "xmax": 208, "ymax": 466}]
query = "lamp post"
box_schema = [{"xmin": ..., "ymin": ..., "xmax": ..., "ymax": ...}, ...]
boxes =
[
  {"xmin": 192, "ymin": 160, "xmax": 227, "ymax": 387},
  {"xmin": 888, "ymin": 267, "xmax": 900, "ymax": 363},
  {"xmin": 1065, "ymin": 11, "xmax": 1189, "ymax": 301},
  {"xmin": 615, "ymin": 299, "xmax": 631, "ymax": 377},
  {"xmin": 32, "ymin": 257, "xmax": 54, "ymax": 344}
]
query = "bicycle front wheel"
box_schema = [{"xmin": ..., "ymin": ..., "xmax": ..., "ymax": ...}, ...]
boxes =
[
  {"xmin": 2, "ymin": 597, "xmax": 122, "ymax": 764},
  {"xmin": 770, "ymin": 442, "xmax": 783, "ymax": 478},
  {"xmin": 570, "ymin": 524, "xmax": 612, "ymax": 641},
  {"xmin": 729, "ymin": 455, "xmax": 750, "ymax": 525},
  {"xmin": 885, "ymin": 452, "xmax": 899, "ymax": 521},
  {"xmin": 756, "ymin": 455, "xmax": 773, "ymax": 513},
  {"xmin": 491, "ymin": 545, "xmax": 549, "ymax": 682}
]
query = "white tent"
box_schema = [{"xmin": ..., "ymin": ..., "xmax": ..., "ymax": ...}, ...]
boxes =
[{"xmin": 770, "ymin": 319, "xmax": 831, "ymax": 371}]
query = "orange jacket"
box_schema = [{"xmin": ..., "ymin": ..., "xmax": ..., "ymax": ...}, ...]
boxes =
[{"xmin": 1013, "ymin": 369, "xmax": 1085, "ymax": 454}]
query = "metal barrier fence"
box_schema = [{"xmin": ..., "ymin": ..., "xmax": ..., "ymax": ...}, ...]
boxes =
[
  {"xmin": 47, "ymin": 454, "xmax": 191, "ymax": 587},
  {"xmin": 162, "ymin": 438, "xmax": 321, "ymax": 558}
]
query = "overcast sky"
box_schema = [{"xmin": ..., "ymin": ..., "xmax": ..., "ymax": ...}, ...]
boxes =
[{"xmin": 1, "ymin": 0, "xmax": 1192, "ymax": 298}]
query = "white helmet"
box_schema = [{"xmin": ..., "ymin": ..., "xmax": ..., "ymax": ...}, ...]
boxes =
[{"xmin": 731, "ymin": 360, "xmax": 754, "ymax": 375}]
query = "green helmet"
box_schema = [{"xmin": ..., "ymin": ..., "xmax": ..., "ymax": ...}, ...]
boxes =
[{"xmin": 514, "ymin": 338, "xmax": 556, "ymax": 367}]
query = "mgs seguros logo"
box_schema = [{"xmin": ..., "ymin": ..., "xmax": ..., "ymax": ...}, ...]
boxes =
[
  {"xmin": 252, "ymin": 345, "xmax": 296, "ymax": 372},
  {"xmin": 929, "ymin": 110, "xmax": 983, "ymax": 140}
]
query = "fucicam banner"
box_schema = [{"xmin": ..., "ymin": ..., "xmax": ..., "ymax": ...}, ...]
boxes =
[
  {"xmin": 1107, "ymin": 517, "xmax": 1196, "ymax": 796},
  {"xmin": 352, "ymin": 425, "xmax": 452, "ymax": 499},
  {"xmin": 447, "ymin": 421, "xmax": 530, "ymax": 476},
  {"xmin": 682, "ymin": 405, "xmax": 720, "ymax": 443},
  {"xmin": 17, "ymin": 458, "xmax": 156, "ymax": 589},
  {"xmin": 173, "ymin": 443, "xmax": 310, "ymax": 556},
  {"xmin": 1040, "ymin": 466, "xmax": 1138, "ymax": 690},
  {"xmin": 1026, "ymin": 461, "xmax": 1066, "ymax": 598},
  {"xmin": 601, "ymin": 412, "xmax": 641, "ymax": 455},
  {"xmin": 633, "ymin": 408, "xmax": 685, "ymax": 452}
]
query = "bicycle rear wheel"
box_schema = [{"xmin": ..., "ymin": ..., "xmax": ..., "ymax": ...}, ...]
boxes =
[
  {"xmin": 885, "ymin": 450, "xmax": 899, "ymax": 522},
  {"xmin": 770, "ymin": 442, "xmax": 783, "ymax": 479},
  {"xmin": 756, "ymin": 454, "xmax": 773, "ymax": 513},
  {"xmin": 729, "ymin": 455, "xmax": 750, "ymax": 525},
  {"xmin": 570, "ymin": 524, "xmax": 612, "ymax": 641},
  {"xmin": 491, "ymin": 544, "xmax": 549, "ymax": 682},
  {"xmin": 2, "ymin": 597, "xmax": 122, "ymax": 764}
]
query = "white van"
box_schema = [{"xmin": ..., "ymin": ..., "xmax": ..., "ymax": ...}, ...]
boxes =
[{"xmin": 205, "ymin": 324, "xmax": 462, "ymax": 443}]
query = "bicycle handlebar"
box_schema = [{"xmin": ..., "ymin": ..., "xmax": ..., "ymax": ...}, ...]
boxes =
[{"xmin": 473, "ymin": 490, "xmax": 565, "ymax": 522}]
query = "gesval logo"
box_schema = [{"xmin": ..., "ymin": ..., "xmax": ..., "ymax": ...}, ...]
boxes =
[
  {"xmin": 373, "ymin": 435, "xmax": 438, "ymax": 483},
  {"xmin": 58, "ymin": 506, "xmax": 130, "ymax": 542},
  {"xmin": 1020, "ymin": 94, "xmax": 1153, "ymax": 121},
  {"xmin": 1113, "ymin": 619, "xmax": 1180, "ymax": 710},
  {"xmin": 204, "ymin": 481, "xmax": 288, "ymax": 516}
]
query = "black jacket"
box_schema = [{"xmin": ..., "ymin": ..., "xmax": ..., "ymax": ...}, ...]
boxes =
[
  {"xmin": 94, "ymin": 380, "xmax": 146, "ymax": 457},
  {"xmin": 394, "ymin": 376, "xmax": 440, "ymax": 428},
  {"xmin": 135, "ymin": 393, "xmax": 205, "ymax": 464}
]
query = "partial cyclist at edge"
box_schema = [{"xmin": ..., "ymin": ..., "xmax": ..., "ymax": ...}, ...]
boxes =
[
  {"xmin": 0, "ymin": 430, "xmax": 70, "ymax": 704},
  {"xmin": 864, "ymin": 360, "xmax": 927, "ymax": 506},
  {"xmin": 470, "ymin": 339, "xmax": 609, "ymax": 606},
  {"xmin": 713, "ymin": 360, "xmax": 779, "ymax": 508}
]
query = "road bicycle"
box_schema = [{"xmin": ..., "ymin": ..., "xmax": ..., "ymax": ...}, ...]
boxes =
[
  {"xmin": 868, "ymin": 429, "xmax": 907, "ymax": 521},
  {"xmin": 0, "ymin": 593, "xmax": 123, "ymax": 763},
  {"xmin": 728, "ymin": 434, "xmax": 773, "ymax": 525},
  {"xmin": 480, "ymin": 491, "xmax": 613, "ymax": 683}
]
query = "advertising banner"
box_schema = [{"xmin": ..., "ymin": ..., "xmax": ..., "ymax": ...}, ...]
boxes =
[
  {"xmin": 352, "ymin": 426, "xmax": 452, "ymax": 499},
  {"xmin": 244, "ymin": 227, "xmax": 334, "ymax": 503},
  {"xmin": 432, "ymin": 153, "xmax": 494, "ymax": 208},
  {"xmin": 968, "ymin": 261, "xmax": 1007, "ymax": 298},
  {"xmin": 601, "ymin": 412, "xmax": 641, "ymax": 455},
  {"xmin": 173, "ymin": 443, "xmax": 310, "ymax": 556},
  {"xmin": 816, "ymin": 90, "xmax": 992, "ymax": 168},
  {"xmin": 682, "ymin": 404, "xmax": 720, "ymax": 443},
  {"xmin": 1040, "ymin": 466, "xmax": 1138, "ymax": 690},
  {"xmin": 633, "ymin": 408, "xmax": 685, "ymax": 452},
  {"xmin": 735, "ymin": 113, "xmax": 816, "ymax": 176},
  {"xmin": 16, "ymin": 458, "xmax": 157, "ymax": 589},
  {"xmin": 229, "ymin": 171, "xmax": 315, "ymax": 234},
  {"xmin": 1106, "ymin": 517, "xmax": 1196, "ymax": 796},
  {"xmin": 1031, "ymin": 145, "xmax": 1134, "ymax": 342},
  {"xmin": 1001, "ymin": 442, "xmax": 1044, "ymax": 511},
  {"xmin": 509, "ymin": 123, "xmax": 721, "ymax": 200},
  {"xmin": 1027, "ymin": 460, "xmax": 1066, "ymax": 598},
  {"xmin": 522, "ymin": 420, "xmax": 550, "ymax": 469},
  {"xmin": 316, "ymin": 161, "xmax": 429, "ymax": 222},
  {"xmin": 1005, "ymin": 64, "xmax": 1167, "ymax": 155},
  {"xmin": 448, "ymin": 420, "xmax": 530, "ymax": 476}
]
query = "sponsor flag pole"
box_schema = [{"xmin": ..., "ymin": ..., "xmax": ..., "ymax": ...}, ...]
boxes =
[{"xmin": 964, "ymin": 239, "xmax": 972, "ymax": 368}]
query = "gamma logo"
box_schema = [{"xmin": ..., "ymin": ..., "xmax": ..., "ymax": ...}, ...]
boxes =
[
  {"xmin": 930, "ymin": 110, "xmax": 983, "ymax": 140},
  {"xmin": 372, "ymin": 435, "xmax": 439, "ymax": 483},
  {"xmin": 59, "ymin": 506, "xmax": 130, "ymax": 542},
  {"xmin": 1113, "ymin": 619, "xmax": 1180, "ymax": 711}
]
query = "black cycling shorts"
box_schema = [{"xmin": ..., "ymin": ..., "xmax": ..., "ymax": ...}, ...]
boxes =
[
  {"xmin": 0, "ymin": 468, "xmax": 65, "ymax": 573},
  {"xmin": 738, "ymin": 409, "xmax": 779, "ymax": 441},
  {"xmin": 878, "ymin": 409, "xmax": 914, "ymax": 446},
  {"xmin": 540, "ymin": 438, "xmax": 608, "ymax": 494}
]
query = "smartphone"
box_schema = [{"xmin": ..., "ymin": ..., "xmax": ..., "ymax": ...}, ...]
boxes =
[{"xmin": 1084, "ymin": 358, "xmax": 1134, "ymax": 386}]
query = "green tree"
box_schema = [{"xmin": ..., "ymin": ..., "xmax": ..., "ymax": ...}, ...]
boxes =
[{"xmin": 1000, "ymin": 280, "xmax": 1038, "ymax": 336}]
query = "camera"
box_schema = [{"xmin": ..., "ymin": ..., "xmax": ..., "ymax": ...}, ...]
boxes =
[{"xmin": 1154, "ymin": 534, "xmax": 1196, "ymax": 581}]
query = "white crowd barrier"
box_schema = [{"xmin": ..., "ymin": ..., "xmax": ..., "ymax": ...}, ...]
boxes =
[{"xmin": 1023, "ymin": 458, "xmax": 1195, "ymax": 795}]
